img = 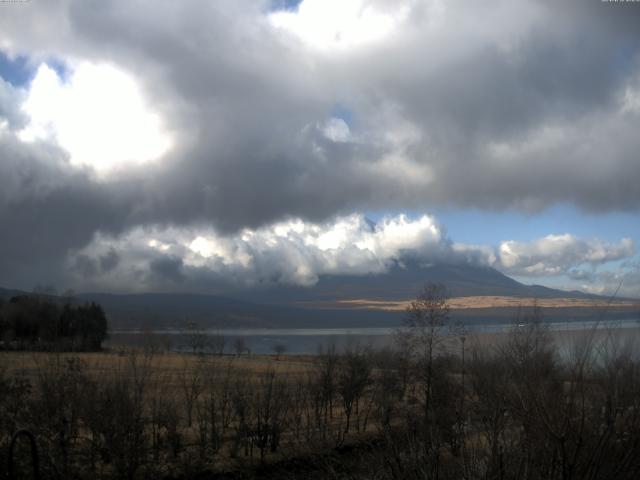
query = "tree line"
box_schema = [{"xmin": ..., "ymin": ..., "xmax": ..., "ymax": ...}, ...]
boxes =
[{"xmin": 0, "ymin": 295, "xmax": 108, "ymax": 351}]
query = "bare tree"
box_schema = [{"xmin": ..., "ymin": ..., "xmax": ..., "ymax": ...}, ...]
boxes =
[
  {"xmin": 179, "ymin": 356, "xmax": 205, "ymax": 427},
  {"xmin": 202, "ymin": 359, "xmax": 236, "ymax": 455},
  {"xmin": 396, "ymin": 283, "xmax": 454, "ymax": 424},
  {"xmin": 371, "ymin": 348, "xmax": 407, "ymax": 431},
  {"xmin": 272, "ymin": 343, "xmax": 286, "ymax": 360},
  {"xmin": 210, "ymin": 331, "xmax": 225, "ymax": 356},
  {"xmin": 338, "ymin": 344, "xmax": 372, "ymax": 434},
  {"xmin": 251, "ymin": 369, "xmax": 291, "ymax": 461},
  {"xmin": 233, "ymin": 337, "xmax": 248, "ymax": 356},
  {"xmin": 316, "ymin": 343, "xmax": 339, "ymax": 437},
  {"xmin": 185, "ymin": 321, "xmax": 208, "ymax": 355}
]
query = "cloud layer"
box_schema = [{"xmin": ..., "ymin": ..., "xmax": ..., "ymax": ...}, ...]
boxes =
[
  {"xmin": 64, "ymin": 214, "xmax": 636, "ymax": 295},
  {"xmin": 1, "ymin": 1, "xmax": 640, "ymax": 293},
  {"xmin": 498, "ymin": 235, "xmax": 634, "ymax": 276},
  {"xmin": 68, "ymin": 214, "xmax": 452, "ymax": 292}
]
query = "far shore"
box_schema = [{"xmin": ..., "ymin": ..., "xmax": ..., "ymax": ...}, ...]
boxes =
[{"xmin": 298, "ymin": 295, "xmax": 640, "ymax": 311}]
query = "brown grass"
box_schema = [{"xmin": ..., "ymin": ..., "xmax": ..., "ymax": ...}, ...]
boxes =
[
  {"xmin": 301, "ymin": 296, "xmax": 640, "ymax": 311},
  {"xmin": 0, "ymin": 350, "xmax": 316, "ymax": 381}
]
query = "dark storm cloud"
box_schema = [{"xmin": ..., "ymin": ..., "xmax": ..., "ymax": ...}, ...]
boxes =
[
  {"xmin": 71, "ymin": 248, "xmax": 121, "ymax": 279},
  {"xmin": 99, "ymin": 248, "xmax": 120, "ymax": 273},
  {"xmin": 149, "ymin": 256, "xmax": 185, "ymax": 283},
  {"xmin": 0, "ymin": 132, "xmax": 140, "ymax": 288},
  {"xmin": 72, "ymin": 254, "xmax": 98, "ymax": 278},
  {"xmin": 1, "ymin": 0, "xmax": 640, "ymax": 289},
  {"xmin": 96, "ymin": 0, "xmax": 640, "ymax": 219}
]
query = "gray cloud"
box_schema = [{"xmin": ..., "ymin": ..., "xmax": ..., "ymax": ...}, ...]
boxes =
[
  {"xmin": 73, "ymin": 254, "xmax": 98, "ymax": 278},
  {"xmin": 0, "ymin": 130, "xmax": 139, "ymax": 288},
  {"xmin": 495, "ymin": 235, "xmax": 634, "ymax": 277},
  {"xmin": 58, "ymin": 215, "xmax": 635, "ymax": 297},
  {"xmin": 1, "ymin": 1, "xmax": 640, "ymax": 289},
  {"xmin": 99, "ymin": 248, "xmax": 120, "ymax": 273},
  {"xmin": 568, "ymin": 269, "xmax": 595, "ymax": 282},
  {"xmin": 149, "ymin": 256, "xmax": 185, "ymax": 284},
  {"xmin": 572, "ymin": 263, "xmax": 640, "ymax": 298},
  {"xmin": 66, "ymin": 214, "xmax": 454, "ymax": 292}
]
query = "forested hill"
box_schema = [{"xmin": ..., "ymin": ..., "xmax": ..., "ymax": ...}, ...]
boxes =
[{"xmin": 0, "ymin": 293, "xmax": 108, "ymax": 351}]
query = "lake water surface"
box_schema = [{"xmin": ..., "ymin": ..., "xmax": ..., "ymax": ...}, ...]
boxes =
[{"xmin": 107, "ymin": 318, "xmax": 640, "ymax": 354}]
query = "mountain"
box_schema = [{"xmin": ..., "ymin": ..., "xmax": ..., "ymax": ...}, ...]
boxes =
[
  {"xmin": 77, "ymin": 263, "xmax": 620, "ymax": 328},
  {"xmin": 1, "ymin": 286, "xmax": 399, "ymax": 329},
  {"xmin": 0, "ymin": 287, "xmax": 28, "ymax": 299},
  {"xmin": 74, "ymin": 292, "xmax": 402, "ymax": 330},
  {"xmin": 227, "ymin": 262, "xmax": 600, "ymax": 305},
  {"xmin": 1, "ymin": 263, "xmax": 628, "ymax": 330}
]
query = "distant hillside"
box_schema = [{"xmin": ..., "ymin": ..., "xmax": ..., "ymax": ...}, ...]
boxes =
[
  {"xmin": 78, "ymin": 263, "xmax": 623, "ymax": 329},
  {"xmin": 2, "ymin": 263, "xmax": 629, "ymax": 330},
  {"xmin": 227, "ymin": 262, "xmax": 601, "ymax": 305},
  {"xmin": 0, "ymin": 287, "xmax": 27, "ymax": 300},
  {"xmin": 75, "ymin": 292, "xmax": 404, "ymax": 330}
]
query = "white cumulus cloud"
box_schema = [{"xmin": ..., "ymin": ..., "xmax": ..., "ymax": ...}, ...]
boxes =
[
  {"xmin": 19, "ymin": 62, "xmax": 172, "ymax": 176},
  {"xmin": 269, "ymin": 0, "xmax": 415, "ymax": 52},
  {"xmin": 69, "ymin": 213, "xmax": 456, "ymax": 290},
  {"xmin": 496, "ymin": 234, "xmax": 634, "ymax": 276},
  {"xmin": 322, "ymin": 117, "xmax": 351, "ymax": 142},
  {"xmin": 66, "ymin": 215, "xmax": 638, "ymax": 296}
]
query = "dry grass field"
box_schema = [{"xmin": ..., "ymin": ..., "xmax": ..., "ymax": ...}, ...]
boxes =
[
  {"xmin": 4, "ymin": 320, "xmax": 640, "ymax": 479},
  {"xmin": 0, "ymin": 350, "xmax": 317, "ymax": 383},
  {"xmin": 302, "ymin": 295, "xmax": 640, "ymax": 311}
]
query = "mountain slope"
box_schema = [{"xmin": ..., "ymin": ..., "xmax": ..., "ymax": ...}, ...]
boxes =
[
  {"xmin": 228, "ymin": 262, "xmax": 599, "ymax": 305},
  {"xmin": 1, "ymin": 263, "xmax": 617, "ymax": 330},
  {"xmin": 75, "ymin": 292, "xmax": 403, "ymax": 329},
  {"xmin": 0, "ymin": 287, "xmax": 31, "ymax": 300}
]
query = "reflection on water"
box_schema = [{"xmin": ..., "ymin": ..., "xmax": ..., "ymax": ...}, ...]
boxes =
[{"xmin": 107, "ymin": 318, "xmax": 640, "ymax": 355}]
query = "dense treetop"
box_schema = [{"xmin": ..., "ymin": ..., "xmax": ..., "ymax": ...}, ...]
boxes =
[{"xmin": 0, "ymin": 295, "xmax": 108, "ymax": 351}]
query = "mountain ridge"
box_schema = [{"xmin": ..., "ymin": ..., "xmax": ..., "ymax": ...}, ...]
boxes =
[
  {"xmin": 2, "ymin": 263, "xmax": 631, "ymax": 329},
  {"xmin": 226, "ymin": 262, "xmax": 603, "ymax": 304}
]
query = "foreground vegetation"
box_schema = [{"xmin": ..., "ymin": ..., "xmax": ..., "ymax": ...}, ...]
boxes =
[{"xmin": 2, "ymin": 286, "xmax": 640, "ymax": 479}]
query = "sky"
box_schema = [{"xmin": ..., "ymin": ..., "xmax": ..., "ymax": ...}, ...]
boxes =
[{"xmin": 1, "ymin": 0, "xmax": 640, "ymax": 297}]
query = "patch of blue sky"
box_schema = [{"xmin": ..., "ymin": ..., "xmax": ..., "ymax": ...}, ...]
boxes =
[
  {"xmin": 46, "ymin": 57, "xmax": 70, "ymax": 83},
  {"xmin": 269, "ymin": 0, "xmax": 303, "ymax": 12},
  {"xmin": 364, "ymin": 209, "xmax": 424, "ymax": 225},
  {"xmin": 0, "ymin": 50, "xmax": 70, "ymax": 87},
  {"xmin": 433, "ymin": 204, "xmax": 640, "ymax": 246},
  {"xmin": 330, "ymin": 103, "xmax": 354, "ymax": 126},
  {"xmin": 0, "ymin": 50, "xmax": 32, "ymax": 87}
]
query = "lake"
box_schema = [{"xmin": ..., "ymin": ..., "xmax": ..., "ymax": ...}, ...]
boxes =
[{"xmin": 106, "ymin": 318, "xmax": 640, "ymax": 354}]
